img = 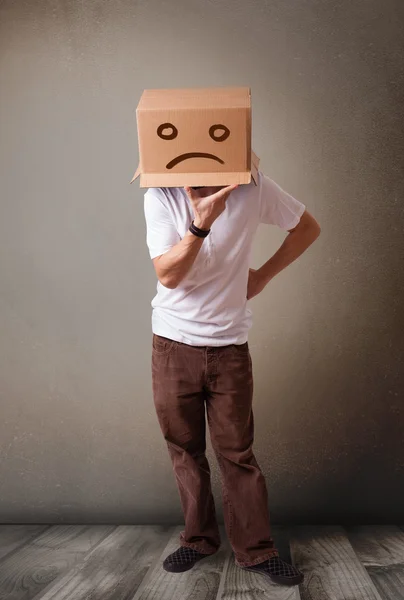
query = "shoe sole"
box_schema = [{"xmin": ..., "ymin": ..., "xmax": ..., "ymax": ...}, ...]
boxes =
[
  {"xmin": 163, "ymin": 552, "xmax": 213, "ymax": 573},
  {"xmin": 163, "ymin": 561, "xmax": 196, "ymax": 573},
  {"xmin": 242, "ymin": 565, "xmax": 304, "ymax": 587}
]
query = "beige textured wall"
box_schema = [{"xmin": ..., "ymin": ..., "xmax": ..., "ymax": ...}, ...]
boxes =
[{"xmin": 1, "ymin": 0, "xmax": 403, "ymax": 524}]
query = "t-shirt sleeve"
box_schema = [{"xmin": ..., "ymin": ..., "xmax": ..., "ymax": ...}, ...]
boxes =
[
  {"xmin": 258, "ymin": 171, "xmax": 306, "ymax": 230},
  {"xmin": 144, "ymin": 189, "xmax": 181, "ymax": 259}
]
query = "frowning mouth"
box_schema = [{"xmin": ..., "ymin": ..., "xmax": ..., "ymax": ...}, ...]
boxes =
[{"xmin": 166, "ymin": 152, "xmax": 224, "ymax": 169}]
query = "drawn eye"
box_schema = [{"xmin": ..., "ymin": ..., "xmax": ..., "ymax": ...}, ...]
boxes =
[
  {"xmin": 209, "ymin": 124, "xmax": 230, "ymax": 142},
  {"xmin": 157, "ymin": 123, "xmax": 178, "ymax": 140}
]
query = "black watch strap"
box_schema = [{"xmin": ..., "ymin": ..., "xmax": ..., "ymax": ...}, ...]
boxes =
[{"xmin": 189, "ymin": 220, "xmax": 210, "ymax": 238}]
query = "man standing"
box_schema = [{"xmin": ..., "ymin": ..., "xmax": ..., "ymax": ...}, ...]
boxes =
[{"xmin": 143, "ymin": 171, "xmax": 320, "ymax": 587}]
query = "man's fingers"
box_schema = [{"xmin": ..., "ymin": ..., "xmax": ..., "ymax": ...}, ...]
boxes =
[
  {"xmin": 183, "ymin": 186, "xmax": 195, "ymax": 199},
  {"xmin": 212, "ymin": 183, "xmax": 239, "ymax": 201},
  {"xmin": 220, "ymin": 183, "xmax": 239, "ymax": 195},
  {"xmin": 184, "ymin": 183, "xmax": 239, "ymax": 203}
]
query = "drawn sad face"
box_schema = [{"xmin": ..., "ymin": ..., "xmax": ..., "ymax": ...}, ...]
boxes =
[
  {"xmin": 158, "ymin": 122, "xmax": 230, "ymax": 169},
  {"xmin": 143, "ymin": 111, "xmax": 247, "ymax": 174}
]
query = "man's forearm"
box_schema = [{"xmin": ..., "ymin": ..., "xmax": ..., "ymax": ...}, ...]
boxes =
[
  {"xmin": 153, "ymin": 230, "xmax": 205, "ymax": 289},
  {"xmin": 258, "ymin": 223, "xmax": 320, "ymax": 285}
]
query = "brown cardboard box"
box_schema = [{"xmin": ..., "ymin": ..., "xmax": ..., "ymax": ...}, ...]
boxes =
[{"xmin": 130, "ymin": 86, "xmax": 260, "ymax": 188}]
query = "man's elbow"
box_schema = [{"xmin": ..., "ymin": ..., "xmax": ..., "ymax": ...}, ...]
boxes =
[
  {"xmin": 159, "ymin": 276, "xmax": 179, "ymax": 289},
  {"xmin": 152, "ymin": 257, "xmax": 179, "ymax": 289},
  {"xmin": 293, "ymin": 211, "xmax": 321, "ymax": 241},
  {"xmin": 156, "ymin": 271, "xmax": 180, "ymax": 289},
  {"xmin": 311, "ymin": 221, "xmax": 321, "ymax": 240},
  {"xmin": 304, "ymin": 221, "xmax": 321, "ymax": 246}
]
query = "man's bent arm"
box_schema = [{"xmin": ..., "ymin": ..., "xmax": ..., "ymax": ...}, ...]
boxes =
[
  {"xmin": 258, "ymin": 210, "xmax": 321, "ymax": 284},
  {"xmin": 152, "ymin": 230, "xmax": 205, "ymax": 289}
]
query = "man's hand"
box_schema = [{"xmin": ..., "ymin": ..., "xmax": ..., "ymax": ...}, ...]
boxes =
[
  {"xmin": 184, "ymin": 184, "xmax": 239, "ymax": 230},
  {"xmin": 247, "ymin": 268, "xmax": 268, "ymax": 300}
]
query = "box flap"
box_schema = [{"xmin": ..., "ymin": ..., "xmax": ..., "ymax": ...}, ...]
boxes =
[
  {"xmin": 251, "ymin": 149, "xmax": 260, "ymax": 185},
  {"xmin": 130, "ymin": 163, "xmax": 141, "ymax": 184}
]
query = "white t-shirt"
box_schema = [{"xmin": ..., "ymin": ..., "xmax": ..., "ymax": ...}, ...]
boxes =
[{"xmin": 143, "ymin": 170, "xmax": 306, "ymax": 346}]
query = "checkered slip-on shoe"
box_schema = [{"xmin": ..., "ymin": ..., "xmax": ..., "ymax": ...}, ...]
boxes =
[
  {"xmin": 242, "ymin": 555, "xmax": 304, "ymax": 586},
  {"xmin": 163, "ymin": 546, "xmax": 214, "ymax": 573}
]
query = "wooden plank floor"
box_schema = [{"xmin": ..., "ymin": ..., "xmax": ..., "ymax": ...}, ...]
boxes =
[{"xmin": 0, "ymin": 524, "xmax": 403, "ymax": 600}]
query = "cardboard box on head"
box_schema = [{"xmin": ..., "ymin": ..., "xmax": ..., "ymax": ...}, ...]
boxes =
[{"xmin": 130, "ymin": 86, "xmax": 260, "ymax": 188}]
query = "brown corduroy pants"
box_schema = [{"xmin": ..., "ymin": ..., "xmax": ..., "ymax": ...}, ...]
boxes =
[{"xmin": 151, "ymin": 333, "xmax": 279, "ymax": 567}]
